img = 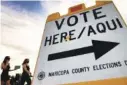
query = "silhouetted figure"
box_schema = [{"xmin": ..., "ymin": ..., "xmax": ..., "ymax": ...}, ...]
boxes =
[
  {"xmin": 21, "ymin": 59, "xmax": 31, "ymax": 85},
  {"xmin": 1, "ymin": 56, "xmax": 11, "ymax": 85}
]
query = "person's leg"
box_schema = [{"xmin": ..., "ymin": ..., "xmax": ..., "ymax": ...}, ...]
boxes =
[
  {"xmin": 1, "ymin": 80, "xmax": 5, "ymax": 85},
  {"xmin": 20, "ymin": 76, "xmax": 26, "ymax": 85},
  {"xmin": 1, "ymin": 74, "xmax": 6, "ymax": 85},
  {"xmin": 6, "ymin": 80, "xmax": 10, "ymax": 85},
  {"xmin": 26, "ymin": 76, "xmax": 31, "ymax": 85}
]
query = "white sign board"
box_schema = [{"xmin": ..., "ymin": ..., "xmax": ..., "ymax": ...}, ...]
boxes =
[{"xmin": 32, "ymin": 2, "xmax": 127, "ymax": 85}]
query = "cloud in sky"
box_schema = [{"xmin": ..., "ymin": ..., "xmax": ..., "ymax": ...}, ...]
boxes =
[
  {"xmin": 41, "ymin": 0, "xmax": 95, "ymax": 15},
  {"xmin": 1, "ymin": 1, "xmax": 43, "ymax": 14},
  {"xmin": 113, "ymin": 0, "xmax": 127, "ymax": 23},
  {"xmin": 1, "ymin": 5, "xmax": 44, "ymax": 52}
]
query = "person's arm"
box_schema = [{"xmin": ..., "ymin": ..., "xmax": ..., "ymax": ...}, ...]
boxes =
[
  {"xmin": 1, "ymin": 63, "xmax": 3, "ymax": 69},
  {"xmin": 1, "ymin": 63, "xmax": 7, "ymax": 70},
  {"xmin": 23, "ymin": 64, "xmax": 30, "ymax": 75},
  {"xmin": 28, "ymin": 66, "xmax": 32, "ymax": 76}
]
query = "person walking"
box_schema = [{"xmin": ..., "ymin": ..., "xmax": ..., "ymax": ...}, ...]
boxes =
[
  {"xmin": 1, "ymin": 56, "xmax": 11, "ymax": 85},
  {"xmin": 20, "ymin": 59, "xmax": 31, "ymax": 85}
]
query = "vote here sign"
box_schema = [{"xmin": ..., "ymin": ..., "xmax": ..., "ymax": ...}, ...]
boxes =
[{"xmin": 32, "ymin": 1, "xmax": 127, "ymax": 85}]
